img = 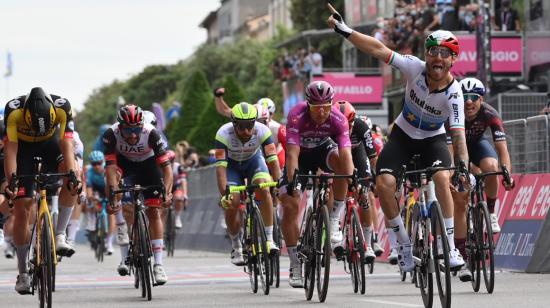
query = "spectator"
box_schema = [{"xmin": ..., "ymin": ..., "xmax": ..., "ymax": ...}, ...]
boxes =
[
  {"xmin": 207, "ymin": 149, "xmax": 216, "ymax": 165},
  {"xmin": 309, "ymin": 47, "xmax": 323, "ymax": 75},
  {"xmin": 495, "ymin": 0, "xmax": 521, "ymax": 31}
]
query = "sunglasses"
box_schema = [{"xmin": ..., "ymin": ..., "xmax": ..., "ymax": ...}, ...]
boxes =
[
  {"xmin": 308, "ymin": 101, "xmax": 332, "ymax": 113},
  {"xmin": 234, "ymin": 121, "xmax": 255, "ymax": 131},
  {"xmin": 120, "ymin": 126, "xmax": 143, "ymax": 135},
  {"xmin": 464, "ymin": 94, "xmax": 481, "ymax": 102},
  {"xmin": 91, "ymin": 161, "xmax": 103, "ymax": 166},
  {"xmin": 428, "ymin": 47, "xmax": 453, "ymax": 59}
]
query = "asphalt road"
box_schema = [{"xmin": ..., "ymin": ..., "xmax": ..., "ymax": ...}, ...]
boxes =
[{"xmin": 0, "ymin": 244, "xmax": 548, "ymax": 308}]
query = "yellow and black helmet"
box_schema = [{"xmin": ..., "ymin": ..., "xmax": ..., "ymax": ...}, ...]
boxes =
[
  {"xmin": 231, "ymin": 102, "xmax": 257, "ymax": 122},
  {"xmin": 23, "ymin": 87, "xmax": 56, "ymax": 134}
]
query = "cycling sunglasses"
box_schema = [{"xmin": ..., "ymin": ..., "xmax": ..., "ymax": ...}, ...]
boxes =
[
  {"xmin": 120, "ymin": 126, "xmax": 143, "ymax": 135},
  {"xmin": 427, "ymin": 47, "xmax": 453, "ymax": 59},
  {"xmin": 234, "ymin": 120, "xmax": 255, "ymax": 131},
  {"xmin": 91, "ymin": 161, "xmax": 103, "ymax": 166},
  {"xmin": 464, "ymin": 94, "xmax": 481, "ymax": 102},
  {"xmin": 308, "ymin": 101, "xmax": 332, "ymax": 113}
]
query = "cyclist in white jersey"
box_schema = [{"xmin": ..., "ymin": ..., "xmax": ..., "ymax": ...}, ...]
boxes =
[{"xmin": 328, "ymin": 4, "xmax": 469, "ymax": 272}]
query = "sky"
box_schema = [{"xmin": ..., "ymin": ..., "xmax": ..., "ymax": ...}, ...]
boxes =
[{"xmin": 0, "ymin": 0, "xmax": 220, "ymax": 111}]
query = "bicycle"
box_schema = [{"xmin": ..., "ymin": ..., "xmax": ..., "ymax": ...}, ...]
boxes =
[
  {"xmin": 8, "ymin": 157, "xmax": 78, "ymax": 308},
  {"xmin": 396, "ymin": 164, "xmax": 459, "ymax": 308},
  {"xmin": 90, "ymin": 194, "xmax": 109, "ymax": 263},
  {"xmin": 226, "ymin": 181, "xmax": 277, "ymax": 295},
  {"xmin": 164, "ymin": 200, "xmax": 176, "ymax": 258},
  {"xmin": 293, "ymin": 171, "xmax": 354, "ymax": 302},
  {"xmin": 466, "ymin": 165, "xmax": 512, "ymax": 293},
  {"xmin": 111, "ymin": 183, "xmax": 165, "ymax": 301}
]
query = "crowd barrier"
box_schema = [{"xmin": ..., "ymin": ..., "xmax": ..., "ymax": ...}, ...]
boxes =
[{"xmin": 180, "ymin": 166, "xmax": 550, "ymax": 272}]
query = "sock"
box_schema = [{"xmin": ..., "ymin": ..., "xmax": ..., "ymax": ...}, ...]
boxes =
[
  {"xmin": 151, "ymin": 239, "xmax": 164, "ymax": 265},
  {"xmin": 5, "ymin": 235, "xmax": 13, "ymax": 244},
  {"xmin": 264, "ymin": 226, "xmax": 273, "ymax": 242},
  {"xmin": 387, "ymin": 228, "xmax": 398, "ymax": 250},
  {"xmin": 16, "ymin": 245, "xmax": 29, "ymax": 274},
  {"xmin": 106, "ymin": 234, "xmax": 114, "ymax": 250},
  {"xmin": 175, "ymin": 210, "xmax": 182, "ymax": 217},
  {"xmin": 486, "ymin": 197, "xmax": 497, "ymax": 214},
  {"xmin": 66, "ymin": 219, "xmax": 80, "ymax": 242},
  {"xmin": 330, "ymin": 199, "xmax": 346, "ymax": 220},
  {"xmin": 50, "ymin": 196, "xmax": 59, "ymax": 215},
  {"xmin": 228, "ymin": 232, "xmax": 242, "ymax": 250},
  {"xmin": 363, "ymin": 225, "xmax": 373, "ymax": 248},
  {"xmin": 388, "ymin": 215, "xmax": 410, "ymax": 245},
  {"xmin": 115, "ymin": 210, "xmax": 126, "ymax": 225},
  {"xmin": 120, "ymin": 244, "xmax": 129, "ymax": 263},
  {"xmin": 444, "ymin": 218, "xmax": 456, "ymax": 251},
  {"xmin": 287, "ymin": 246, "xmax": 299, "ymax": 267},
  {"xmin": 56, "ymin": 206, "xmax": 74, "ymax": 235},
  {"xmin": 455, "ymin": 238, "xmax": 466, "ymax": 260}
]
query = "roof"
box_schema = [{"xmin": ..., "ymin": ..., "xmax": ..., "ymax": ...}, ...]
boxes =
[{"xmin": 199, "ymin": 10, "xmax": 218, "ymax": 28}]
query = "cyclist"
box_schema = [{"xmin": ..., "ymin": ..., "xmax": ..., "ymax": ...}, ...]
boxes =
[
  {"xmin": 216, "ymin": 103, "xmax": 281, "ymax": 266},
  {"xmin": 3, "ymin": 87, "xmax": 81, "ymax": 294},
  {"xmin": 337, "ymin": 101, "xmax": 377, "ymax": 262},
  {"xmin": 328, "ymin": 6, "xmax": 469, "ymax": 272},
  {"xmin": 449, "ymin": 78, "xmax": 514, "ymax": 281},
  {"xmin": 256, "ymin": 98, "xmax": 286, "ymax": 169},
  {"xmin": 103, "ymin": 104, "xmax": 173, "ymax": 285},
  {"xmin": 279, "ymin": 80, "xmax": 354, "ymax": 287}
]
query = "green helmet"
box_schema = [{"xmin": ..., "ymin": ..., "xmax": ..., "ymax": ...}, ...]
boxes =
[{"xmin": 231, "ymin": 102, "xmax": 257, "ymax": 121}]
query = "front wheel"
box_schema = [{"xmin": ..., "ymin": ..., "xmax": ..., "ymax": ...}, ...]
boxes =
[
  {"xmin": 252, "ymin": 207, "xmax": 270, "ymax": 295},
  {"xmin": 431, "ymin": 202, "xmax": 451, "ymax": 308},
  {"xmin": 350, "ymin": 207, "xmax": 366, "ymax": 294},
  {"xmin": 316, "ymin": 205, "xmax": 331, "ymax": 302},
  {"xmin": 39, "ymin": 216, "xmax": 54, "ymax": 308},
  {"xmin": 478, "ymin": 202, "xmax": 495, "ymax": 293}
]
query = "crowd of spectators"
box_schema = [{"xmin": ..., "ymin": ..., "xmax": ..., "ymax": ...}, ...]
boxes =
[
  {"xmin": 174, "ymin": 140, "xmax": 214, "ymax": 169},
  {"xmin": 272, "ymin": 47, "xmax": 323, "ymax": 82}
]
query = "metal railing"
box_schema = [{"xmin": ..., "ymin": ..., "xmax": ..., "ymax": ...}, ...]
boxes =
[
  {"xmin": 486, "ymin": 93, "xmax": 548, "ymax": 121},
  {"xmin": 503, "ymin": 115, "xmax": 549, "ymax": 174}
]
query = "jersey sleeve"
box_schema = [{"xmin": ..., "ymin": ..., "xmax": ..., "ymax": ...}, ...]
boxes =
[
  {"xmin": 52, "ymin": 96, "xmax": 74, "ymax": 140},
  {"xmin": 4, "ymin": 97, "xmax": 24, "ymax": 143},
  {"xmin": 286, "ymin": 106, "xmax": 301, "ymax": 147},
  {"xmin": 148, "ymin": 129, "xmax": 170, "ymax": 166},
  {"xmin": 447, "ymin": 84, "xmax": 465, "ymax": 131},
  {"xmin": 259, "ymin": 124, "xmax": 278, "ymax": 164},
  {"xmin": 357, "ymin": 120, "xmax": 377, "ymax": 159},
  {"xmin": 86, "ymin": 168, "xmax": 93, "ymax": 187},
  {"xmin": 102, "ymin": 129, "xmax": 117, "ymax": 165},
  {"xmin": 385, "ymin": 52, "xmax": 425, "ymax": 82},
  {"xmin": 214, "ymin": 128, "xmax": 229, "ymax": 167}
]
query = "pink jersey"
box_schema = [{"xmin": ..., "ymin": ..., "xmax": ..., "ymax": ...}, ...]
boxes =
[{"xmin": 286, "ymin": 102, "xmax": 351, "ymax": 151}]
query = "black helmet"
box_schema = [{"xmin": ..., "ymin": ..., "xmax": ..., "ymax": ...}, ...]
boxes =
[{"xmin": 23, "ymin": 87, "xmax": 56, "ymax": 134}]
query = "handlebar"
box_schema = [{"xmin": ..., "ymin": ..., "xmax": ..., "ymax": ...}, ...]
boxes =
[{"xmin": 227, "ymin": 181, "xmax": 278, "ymax": 194}]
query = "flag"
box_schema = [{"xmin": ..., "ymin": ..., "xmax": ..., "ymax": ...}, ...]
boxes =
[{"xmin": 4, "ymin": 52, "xmax": 12, "ymax": 77}]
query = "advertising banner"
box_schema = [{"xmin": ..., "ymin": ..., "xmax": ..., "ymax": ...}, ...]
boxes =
[
  {"xmin": 312, "ymin": 73, "xmax": 383, "ymax": 104},
  {"xmin": 452, "ymin": 35, "xmax": 523, "ymax": 76},
  {"xmin": 526, "ymin": 34, "xmax": 550, "ymax": 73}
]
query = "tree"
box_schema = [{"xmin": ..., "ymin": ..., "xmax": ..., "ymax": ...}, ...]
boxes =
[
  {"xmin": 169, "ymin": 69, "xmax": 212, "ymax": 144},
  {"xmin": 187, "ymin": 75, "xmax": 246, "ymax": 154},
  {"xmin": 123, "ymin": 65, "xmax": 181, "ymax": 110}
]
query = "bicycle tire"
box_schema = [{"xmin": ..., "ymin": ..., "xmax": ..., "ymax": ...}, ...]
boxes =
[
  {"xmin": 165, "ymin": 207, "xmax": 176, "ymax": 258},
  {"xmin": 39, "ymin": 215, "xmax": 54, "ymax": 308},
  {"xmin": 96, "ymin": 214, "xmax": 106, "ymax": 263},
  {"xmin": 137, "ymin": 210, "xmax": 153, "ymax": 301},
  {"xmin": 479, "ymin": 201, "xmax": 495, "ymax": 293},
  {"xmin": 431, "ymin": 201, "xmax": 451, "ymax": 308},
  {"xmin": 244, "ymin": 211, "xmax": 258, "ymax": 294},
  {"xmin": 316, "ymin": 205, "xmax": 331, "ymax": 302},
  {"xmin": 252, "ymin": 207, "xmax": 270, "ymax": 295},
  {"xmin": 345, "ymin": 210, "xmax": 359, "ymax": 293},
  {"xmin": 271, "ymin": 210, "xmax": 281, "ymax": 288},
  {"xmin": 351, "ymin": 207, "xmax": 366, "ymax": 294},
  {"xmin": 301, "ymin": 207, "xmax": 315, "ymax": 301},
  {"xmin": 466, "ymin": 205, "xmax": 481, "ymax": 292},
  {"xmin": 413, "ymin": 204, "xmax": 433, "ymax": 308}
]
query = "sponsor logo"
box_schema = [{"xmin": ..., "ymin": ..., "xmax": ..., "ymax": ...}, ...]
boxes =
[
  {"xmin": 53, "ymin": 98, "xmax": 67, "ymax": 107},
  {"xmin": 38, "ymin": 117, "xmax": 46, "ymax": 133},
  {"xmin": 409, "ymin": 89, "xmax": 442, "ymax": 115},
  {"xmin": 119, "ymin": 144, "xmax": 145, "ymax": 153},
  {"xmin": 380, "ymin": 168, "xmax": 393, "ymax": 173},
  {"xmin": 8, "ymin": 99, "xmax": 21, "ymax": 109},
  {"xmin": 432, "ymin": 160, "xmax": 442, "ymax": 167},
  {"xmin": 448, "ymin": 92, "xmax": 460, "ymax": 100},
  {"xmin": 452, "ymin": 104, "xmax": 460, "ymax": 123}
]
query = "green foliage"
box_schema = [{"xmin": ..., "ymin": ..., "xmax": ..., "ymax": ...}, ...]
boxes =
[
  {"xmin": 122, "ymin": 65, "xmax": 180, "ymax": 109},
  {"xmin": 169, "ymin": 69, "xmax": 212, "ymax": 144},
  {"xmin": 290, "ymin": 0, "xmax": 344, "ymax": 31}
]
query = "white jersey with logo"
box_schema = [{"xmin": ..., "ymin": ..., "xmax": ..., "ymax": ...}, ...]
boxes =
[
  {"xmin": 215, "ymin": 122, "xmax": 273, "ymax": 162},
  {"xmin": 111, "ymin": 122, "xmax": 156, "ymax": 162},
  {"xmin": 386, "ymin": 52, "xmax": 465, "ymax": 139}
]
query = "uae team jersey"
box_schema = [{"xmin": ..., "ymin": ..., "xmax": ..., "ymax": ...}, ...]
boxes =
[
  {"xmin": 386, "ymin": 52, "xmax": 465, "ymax": 139},
  {"xmin": 286, "ymin": 102, "xmax": 351, "ymax": 151}
]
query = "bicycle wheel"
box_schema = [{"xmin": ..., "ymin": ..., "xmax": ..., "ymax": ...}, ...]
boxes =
[
  {"xmin": 39, "ymin": 216, "xmax": 54, "ymax": 308},
  {"xmin": 165, "ymin": 207, "xmax": 175, "ymax": 258},
  {"xmin": 252, "ymin": 207, "xmax": 270, "ymax": 295},
  {"xmin": 412, "ymin": 205, "xmax": 433, "ymax": 308},
  {"xmin": 301, "ymin": 207, "xmax": 315, "ymax": 301},
  {"xmin": 351, "ymin": 207, "xmax": 366, "ymax": 294},
  {"xmin": 137, "ymin": 211, "xmax": 153, "ymax": 301},
  {"xmin": 344, "ymin": 211, "xmax": 359, "ymax": 293},
  {"xmin": 243, "ymin": 211, "xmax": 258, "ymax": 294},
  {"xmin": 431, "ymin": 201, "xmax": 451, "ymax": 308},
  {"xmin": 466, "ymin": 205, "xmax": 481, "ymax": 292},
  {"xmin": 96, "ymin": 214, "xmax": 106, "ymax": 262},
  {"xmin": 478, "ymin": 201, "xmax": 495, "ymax": 293},
  {"xmin": 271, "ymin": 210, "xmax": 281, "ymax": 288},
  {"xmin": 315, "ymin": 205, "xmax": 331, "ymax": 302}
]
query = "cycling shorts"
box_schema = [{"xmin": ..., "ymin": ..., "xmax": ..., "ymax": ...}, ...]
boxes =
[
  {"xmin": 376, "ymin": 125, "xmax": 451, "ymax": 179},
  {"xmin": 117, "ymin": 155, "xmax": 163, "ymax": 206},
  {"xmin": 468, "ymin": 137, "xmax": 497, "ymax": 167},
  {"xmin": 226, "ymin": 151, "xmax": 271, "ymax": 186}
]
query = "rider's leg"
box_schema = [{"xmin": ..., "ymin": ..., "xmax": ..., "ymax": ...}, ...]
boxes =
[
  {"xmin": 66, "ymin": 200, "xmax": 82, "ymax": 244},
  {"xmin": 13, "ymin": 199, "xmax": 33, "ymax": 274},
  {"xmin": 225, "ymin": 194, "xmax": 243, "ymax": 251},
  {"xmin": 253, "ymin": 177, "xmax": 274, "ymax": 241},
  {"xmin": 479, "ymin": 157, "xmax": 499, "ymax": 214},
  {"xmin": 146, "ymin": 205, "xmax": 164, "ymax": 265},
  {"xmin": 376, "ymin": 174, "xmax": 410, "ymax": 245},
  {"xmin": 452, "ymin": 189, "xmax": 469, "ymax": 258},
  {"xmin": 279, "ymin": 192, "xmax": 300, "ymax": 266},
  {"xmin": 433, "ymin": 170, "xmax": 457, "ymax": 251}
]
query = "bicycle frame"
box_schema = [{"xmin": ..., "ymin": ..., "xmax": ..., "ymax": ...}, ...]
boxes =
[{"xmin": 35, "ymin": 187, "xmax": 58, "ymax": 269}]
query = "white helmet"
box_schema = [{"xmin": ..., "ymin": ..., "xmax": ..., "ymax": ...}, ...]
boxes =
[
  {"xmin": 254, "ymin": 103, "xmax": 270, "ymax": 121},
  {"xmin": 257, "ymin": 98, "xmax": 275, "ymax": 115},
  {"xmin": 460, "ymin": 77, "xmax": 486, "ymax": 96},
  {"xmin": 143, "ymin": 110, "xmax": 157, "ymax": 126}
]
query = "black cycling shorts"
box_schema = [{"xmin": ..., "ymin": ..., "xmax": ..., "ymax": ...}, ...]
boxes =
[
  {"xmin": 16, "ymin": 139, "xmax": 64, "ymax": 199},
  {"xmin": 117, "ymin": 155, "xmax": 163, "ymax": 203},
  {"xmin": 280, "ymin": 140, "xmax": 338, "ymax": 190},
  {"xmin": 376, "ymin": 125, "xmax": 451, "ymax": 179}
]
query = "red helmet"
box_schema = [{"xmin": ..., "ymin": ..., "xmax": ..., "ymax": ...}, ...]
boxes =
[
  {"xmin": 117, "ymin": 104, "xmax": 144, "ymax": 126},
  {"xmin": 305, "ymin": 80, "xmax": 334, "ymax": 103},
  {"xmin": 337, "ymin": 100, "xmax": 356, "ymax": 122}
]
